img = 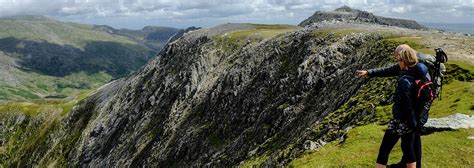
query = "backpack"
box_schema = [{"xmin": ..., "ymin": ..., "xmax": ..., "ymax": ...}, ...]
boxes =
[
  {"xmin": 414, "ymin": 48, "xmax": 448, "ymax": 129},
  {"xmin": 413, "ymin": 77, "xmax": 433, "ymax": 127},
  {"xmin": 417, "ymin": 48, "xmax": 448, "ymax": 99}
]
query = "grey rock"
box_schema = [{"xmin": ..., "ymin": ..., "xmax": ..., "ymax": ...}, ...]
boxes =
[
  {"xmin": 303, "ymin": 140, "xmax": 319, "ymax": 150},
  {"xmin": 425, "ymin": 113, "xmax": 474, "ymax": 129},
  {"xmin": 15, "ymin": 114, "xmax": 26, "ymax": 124},
  {"xmin": 299, "ymin": 6, "xmax": 427, "ymax": 30}
]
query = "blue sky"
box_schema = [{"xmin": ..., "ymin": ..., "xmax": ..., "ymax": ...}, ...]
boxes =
[{"xmin": 0, "ymin": 0, "xmax": 473, "ymax": 29}]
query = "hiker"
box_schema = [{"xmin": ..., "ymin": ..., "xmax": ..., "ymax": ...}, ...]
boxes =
[{"xmin": 357, "ymin": 44, "xmax": 430, "ymax": 168}]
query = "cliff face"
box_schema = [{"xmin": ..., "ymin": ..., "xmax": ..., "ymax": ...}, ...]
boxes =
[
  {"xmin": 2, "ymin": 23, "xmax": 401, "ymax": 166},
  {"xmin": 299, "ymin": 6, "xmax": 427, "ymax": 30}
]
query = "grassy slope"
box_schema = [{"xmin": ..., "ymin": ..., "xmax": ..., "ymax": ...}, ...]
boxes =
[
  {"xmin": 289, "ymin": 32, "xmax": 474, "ymax": 167},
  {"xmin": 0, "ymin": 18, "xmax": 135, "ymax": 49},
  {"xmin": 289, "ymin": 124, "xmax": 474, "ymax": 167},
  {"xmin": 0, "ymin": 50, "xmax": 112, "ymax": 100},
  {"xmin": 0, "ymin": 89, "xmax": 94, "ymax": 164},
  {"xmin": 0, "ymin": 68, "xmax": 112, "ymax": 100},
  {"xmin": 0, "ymin": 17, "xmax": 147, "ymax": 100},
  {"xmin": 290, "ymin": 90, "xmax": 474, "ymax": 167},
  {"xmin": 213, "ymin": 24, "xmax": 300, "ymax": 53}
]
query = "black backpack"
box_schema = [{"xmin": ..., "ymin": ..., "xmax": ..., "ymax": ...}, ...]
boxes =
[
  {"xmin": 417, "ymin": 48, "xmax": 448, "ymax": 99},
  {"xmin": 413, "ymin": 77, "xmax": 434, "ymax": 127},
  {"xmin": 413, "ymin": 48, "xmax": 448, "ymax": 129}
]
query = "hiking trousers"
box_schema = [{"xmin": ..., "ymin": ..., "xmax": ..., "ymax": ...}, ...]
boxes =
[
  {"xmin": 376, "ymin": 129, "xmax": 416, "ymax": 165},
  {"xmin": 401, "ymin": 131, "xmax": 422, "ymax": 168}
]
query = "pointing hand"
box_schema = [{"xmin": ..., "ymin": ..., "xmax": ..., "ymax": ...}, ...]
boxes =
[{"xmin": 356, "ymin": 70, "xmax": 368, "ymax": 77}]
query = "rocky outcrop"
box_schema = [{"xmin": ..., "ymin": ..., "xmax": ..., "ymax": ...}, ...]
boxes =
[
  {"xmin": 425, "ymin": 113, "xmax": 474, "ymax": 129},
  {"xmin": 166, "ymin": 26, "xmax": 201, "ymax": 43},
  {"xmin": 299, "ymin": 6, "xmax": 427, "ymax": 30}
]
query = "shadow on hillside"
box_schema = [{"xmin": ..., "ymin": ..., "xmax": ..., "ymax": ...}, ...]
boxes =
[
  {"xmin": 420, "ymin": 127, "xmax": 456, "ymax": 136},
  {"xmin": 0, "ymin": 37, "xmax": 155, "ymax": 77}
]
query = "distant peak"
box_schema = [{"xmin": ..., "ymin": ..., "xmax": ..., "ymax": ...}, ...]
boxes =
[
  {"xmin": 334, "ymin": 5, "xmax": 358, "ymax": 13},
  {"xmin": 299, "ymin": 6, "xmax": 427, "ymax": 29}
]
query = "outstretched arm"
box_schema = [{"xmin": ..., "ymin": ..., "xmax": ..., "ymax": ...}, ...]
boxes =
[
  {"xmin": 367, "ymin": 64, "xmax": 400, "ymax": 77},
  {"xmin": 357, "ymin": 64, "xmax": 400, "ymax": 78}
]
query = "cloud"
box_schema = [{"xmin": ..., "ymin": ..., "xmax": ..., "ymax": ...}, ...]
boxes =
[{"xmin": 0, "ymin": 0, "xmax": 473, "ymax": 28}]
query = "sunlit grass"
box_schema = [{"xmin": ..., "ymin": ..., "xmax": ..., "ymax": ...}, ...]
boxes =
[
  {"xmin": 312, "ymin": 28, "xmax": 368, "ymax": 37},
  {"xmin": 430, "ymin": 80, "xmax": 474, "ymax": 118},
  {"xmin": 0, "ymin": 19, "xmax": 135, "ymax": 49},
  {"xmin": 0, "ymin": 89, "xmax": 93, "ymax": 117},
  {"xmin": 212, "ymin": 24, "xmax": 300, "ymax": 54},
  {"xmin": 289, "ymin": 124, "xmax": 474, "ymax": 167},
  {"xmin": 0, "ymin": 70, "xmax": 112, "ymax": 101}
]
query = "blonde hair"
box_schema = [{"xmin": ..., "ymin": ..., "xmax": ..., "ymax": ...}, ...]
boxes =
[{"xmin": 397, "ymin": 45, "xmax": 418, "ymax": 67}]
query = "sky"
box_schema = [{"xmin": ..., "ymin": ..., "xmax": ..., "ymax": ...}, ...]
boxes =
[{"xmin": 0, "ymin": 0, "xmax": 473, "ymax": 29}]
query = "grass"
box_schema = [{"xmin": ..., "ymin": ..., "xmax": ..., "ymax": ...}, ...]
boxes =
[
  {"xmin": 229, "ymin": 24, "xmax": 300, "ymax": 40},
  {"xmin": 289, "ymin": 124, "xmax": 474, "ymax": 167},
  {"xmin": 312, "ymin": 28, "xmax": 368, "ymax": 38},
  {"xmin": 241, "ymin": 155, "xmax": 270, "ymax": 168},
  {"xmin": 430, "ymin": 80, "xmax": 474, "ymax": 118},
  {"xmin": 0, "ymin": 68, "xmax": 112, "ymax": 101},
  {"xmin": 212, "ymin": 24, "xmax": 300, "ymax": 54},
  {"xmin": 0, "ymin": 89, "xmax": 94, "ymax": 117},
  {"xmin": 0, "ymin": 88, "xmax": 94, "ymax": 165},
  {"xmin": 0, "ymin": 19, "xmax": 136, "ymax": 49},
  {"xmin": 447, "ymin": 60, "xmax": 474, "ymax": 73},
  {"xmin": 384, "ymin": 36, "xmax": 427, "ymax": 52}
]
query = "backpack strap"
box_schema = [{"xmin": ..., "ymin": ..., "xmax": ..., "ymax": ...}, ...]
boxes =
[{"xmin": 415, "ymin": 80, "xmax": 434, "ymax": 99}]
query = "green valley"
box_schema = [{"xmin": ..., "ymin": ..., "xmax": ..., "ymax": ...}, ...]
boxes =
[{"xmin": 0, "ymin": 15, "xmax": 179, "ymax": 100}]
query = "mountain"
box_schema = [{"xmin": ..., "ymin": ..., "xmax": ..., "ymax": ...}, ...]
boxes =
[
  {"xmin": 92, "ymin": 25, "xmax": 180, "ymax": 51},
  {"xmin": 0, "ymin": 23, "xmax": 415, "ymax": 166},
  {"xmin": 0, "ymin": 15, "xmax": 179, "ymax": 100},
  {"xmin": 1, "ymin": 10, "xmax": 473, "ymax": 167},
  {"xmin": 299, "ymin": 5, "xmax": 428, "ymax": 30}
]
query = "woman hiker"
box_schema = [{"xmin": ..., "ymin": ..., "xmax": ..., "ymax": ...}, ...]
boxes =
[{"xmin": 357, "ymin": 44, "xmax": 429, "ymax": 168}]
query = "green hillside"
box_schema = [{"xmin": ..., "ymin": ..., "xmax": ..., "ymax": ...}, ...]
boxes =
[
  {"xmin": 92, "ymin": 25, "xmax": 179, "ymax": 51},
  {"xmin": 0, "ymin": 16, "xmax": 135, "ymax": 49},
  {"xmin": 0, "ymin": 15, "xmax": 177, "ymax": 100}
]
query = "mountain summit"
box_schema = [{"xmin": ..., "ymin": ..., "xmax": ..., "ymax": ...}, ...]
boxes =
[{"xmin": 299, "ymin": 6, "xmax": 427, "ymax": 30}]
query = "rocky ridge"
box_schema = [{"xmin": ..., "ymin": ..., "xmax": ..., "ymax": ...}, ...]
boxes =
[
  {"xmin": 1, "ymin": 22, "xmax": 407, "ymax": 167},
  {"xmin": 299, "ymin": 6, "xmax": 427, "ymax": 30}
]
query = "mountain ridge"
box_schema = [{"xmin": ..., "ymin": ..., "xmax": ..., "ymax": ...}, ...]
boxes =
[
  {"xmin": 1, "ymin": 22, "xmax": 397, "ymax": 166},
  {"xmin": 299, "ymin": 6, "xmax": 428, "ymax": 30},
  {"xmin": 1, "ymin": 8, "xmax": 473, "ymax": 167}
]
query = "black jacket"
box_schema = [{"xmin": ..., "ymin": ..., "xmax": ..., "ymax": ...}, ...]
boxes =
[{"xmin": 368, "ymin": 63, "xmax": 430, "ymax": 129}]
